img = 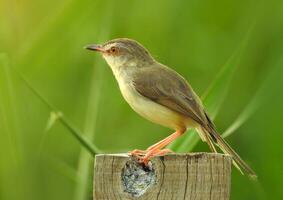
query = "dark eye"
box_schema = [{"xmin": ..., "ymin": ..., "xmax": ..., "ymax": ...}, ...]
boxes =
[{"xmin": 110, "ymin": 46, "xmax": 117, "ymax": 53}]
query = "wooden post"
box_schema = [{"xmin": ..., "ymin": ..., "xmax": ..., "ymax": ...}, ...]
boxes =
[{"xmin": 93, "ymin": 153, "xmax": 232, "ymax": 200}]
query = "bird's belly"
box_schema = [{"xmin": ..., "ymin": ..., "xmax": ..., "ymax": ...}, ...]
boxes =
[{"xmin": 119, "ymin": 82, "xmax": 189, "ymax": 130}]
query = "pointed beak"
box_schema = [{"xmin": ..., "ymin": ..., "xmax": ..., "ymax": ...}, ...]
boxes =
[{"xmin": 84, "ymin": 44, "xmax": 104, "ymax": 52}]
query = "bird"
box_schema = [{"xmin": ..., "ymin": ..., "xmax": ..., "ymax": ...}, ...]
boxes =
[{"xmin": 85, "ymin": 38, "xmax": 257, "ymax": 178}]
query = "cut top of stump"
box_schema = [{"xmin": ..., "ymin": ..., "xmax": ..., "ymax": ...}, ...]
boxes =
[{"xmin": 93, "ymin": 153, "xmax": 232, "ymax": 200}]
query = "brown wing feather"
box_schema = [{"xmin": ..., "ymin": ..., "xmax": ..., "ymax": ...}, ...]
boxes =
[{"xmin": 132, "ymin": 64, "xmax": 207, "ymax": 126}]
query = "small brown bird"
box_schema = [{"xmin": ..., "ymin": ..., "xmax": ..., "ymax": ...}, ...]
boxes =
[{"xmin": 85, "ymin": 38, "xmax": 256, "ymax": 178}]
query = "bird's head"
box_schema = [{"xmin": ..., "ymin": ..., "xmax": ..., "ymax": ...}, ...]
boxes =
[{"xmin": 85, "ymin": 38, "xmax": 154, "ymax": 69}]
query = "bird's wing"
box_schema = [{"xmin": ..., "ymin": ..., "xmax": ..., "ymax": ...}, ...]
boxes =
[{"xmin": 132, "ymin": 64, "xmax": 207, "ymax": 126}]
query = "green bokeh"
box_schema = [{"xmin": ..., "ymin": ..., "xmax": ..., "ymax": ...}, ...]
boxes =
[{"xmin": 0, "ymin": 0, "xmax": 283, "ymax": 199}]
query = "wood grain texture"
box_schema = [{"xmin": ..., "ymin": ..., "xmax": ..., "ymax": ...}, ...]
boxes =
[{"xmin": 93, "ymin": 153, "xmax": 232, "ymax": 200}]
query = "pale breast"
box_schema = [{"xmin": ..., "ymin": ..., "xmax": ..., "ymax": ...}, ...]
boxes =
[{"xmin": 118, "ymin": 81, "xmax": 189, "ymax": 130}]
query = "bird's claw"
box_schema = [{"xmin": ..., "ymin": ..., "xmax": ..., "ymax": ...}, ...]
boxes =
[
  {"xmin": 128, "ymin": 149, "xmax": 146, "ymax": 157},
  {"xmin": 128, "ymin": 148, "xmax": 174, "ymax": 166}
]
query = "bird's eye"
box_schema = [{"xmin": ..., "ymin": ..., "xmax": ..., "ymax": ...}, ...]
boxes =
[{"xmin": 110, "ymin": 46, "xmax": 117, "ymax": 53}]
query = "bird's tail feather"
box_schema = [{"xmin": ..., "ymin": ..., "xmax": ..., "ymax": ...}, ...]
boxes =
[
  {"xmin": 198, "ymin": 126, "xmax": 217, "ymax": 153},
  {"xmin": 205, "ymin": 127, "xmax": 257, "ymax": 179}
]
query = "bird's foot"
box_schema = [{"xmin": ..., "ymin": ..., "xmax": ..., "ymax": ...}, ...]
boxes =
[
  {"xmin": 129, "ymin": 148, "xmax": 174, "ymax": 165},
  {"xmin": 133, "ymin": 148, "xmax": 174, "ymax": 165},
  {"xmin": 128, "ymin": 149, "xmax": 146, "ymax": 157}
]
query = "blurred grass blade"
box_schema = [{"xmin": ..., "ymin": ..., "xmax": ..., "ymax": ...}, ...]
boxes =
[
  {"xmin": 47, "ymin": 155, "xmax": 78, "ymax": 183},
  {"xmin": 18, "ymin": 0, "xmax": 94, "ymax": 62},
  {"xmin": 172, "ymin": 131, "xmax": 199, "ymax": 152},
  {"xmin": 169, "ymin": 27, "xmax": 253, "ymax": 152},
  {"xmin": 9, "ymin": 64, "xmax": 101, "ymax": 155},
  {"xmin": 38, "ymin": 111, "xmax": 63, "ymax": 155},
  {"xmin": 74, "ymin": 3, "xmax": 114, "ymax": 199},
  {"xmin": 74, "ymin": 61, "xmax": 104, "ymax": 200},
  {"xmin": 201, "ymin": 52, "xmax": 239, "ymax": 119},
  {"xmin": 222, "ymin": 94, "xmax": 260, "ymax": 138},
  {"xmin": 0, "ymin": 53, "xmax": 21, "ymax": 164},
  {"xmin": 45, "ymin": 111, "xmax": 63, "ymax": 133},
  {"xmin": 222, "ymin": 57, "xmax": 281, "ymax": 138}
]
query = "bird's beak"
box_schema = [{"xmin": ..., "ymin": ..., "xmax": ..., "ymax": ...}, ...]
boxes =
[{"xmin": 84, "ymin": 44, "xmax": 104, "ymax": 52}]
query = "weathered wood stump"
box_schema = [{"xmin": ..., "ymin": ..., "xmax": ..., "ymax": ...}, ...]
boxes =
[{"xmin": 94, "ymin": 153, "xmax": 232, "ymax": 200}]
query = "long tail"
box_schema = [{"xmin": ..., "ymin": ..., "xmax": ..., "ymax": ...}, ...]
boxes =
[{"xmin": 202, "ymin": 126, "xmax": 257, "ymax": 179}]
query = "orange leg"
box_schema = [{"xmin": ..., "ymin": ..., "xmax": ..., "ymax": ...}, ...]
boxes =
[
  {"xmin": 146, "ymin": 132, "xmax": 182, "ymax": 151},
  {"xmin": 128, "ymin": 149, "xmax": 146, "ymax": 157},
  {"xmin": 128, "ymin": 132, "xmax": 182, "ymax": 157},
  {"xmin": 141, "ymin": 129, "xmax": 186, "ymax": 165}
]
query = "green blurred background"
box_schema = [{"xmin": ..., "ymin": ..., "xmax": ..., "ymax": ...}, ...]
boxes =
[{"xmin": 0, "ymin": 0, "xmax": 283, "ymax": 199}]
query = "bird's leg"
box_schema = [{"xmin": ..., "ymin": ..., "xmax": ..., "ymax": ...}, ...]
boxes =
[
  {"xmin": 142, "ymin": 129, "xmax": 185, "ymax": 165},
  {"xmin": 128, "ymin": 130, "xmax": 183, "ymax": 157},
  {"xmin": 146, "ymin": 132, "xmax": 182, "ymax": 151}
]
